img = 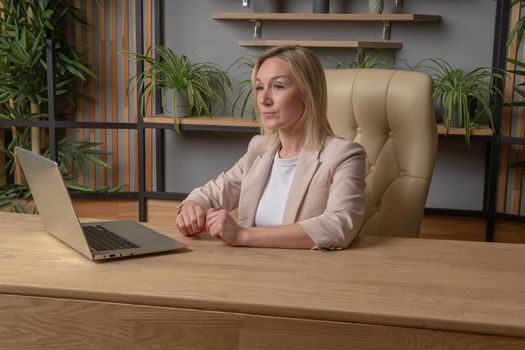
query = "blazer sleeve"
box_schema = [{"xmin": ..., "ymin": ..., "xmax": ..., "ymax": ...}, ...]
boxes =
[
  {"xmin": 182, "ymin": 155, "xmax": 245, "ymax": 213},
  {"xmin": 182, "ymin": 136, "xmax": 265, "ymax": 213},
  {"xmin": 298, "ymin": 142, "xmax": 366, "ymax": 250}
]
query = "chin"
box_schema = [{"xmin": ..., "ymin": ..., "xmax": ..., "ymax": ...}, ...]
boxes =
[{"xmin": 262, "ymin": 120, "xmax": 280, "ymax": 130}]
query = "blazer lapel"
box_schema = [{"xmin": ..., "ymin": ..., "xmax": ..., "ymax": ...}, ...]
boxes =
[
  {"xmin": 240, "ymin": 144, "xmax": 279, "ymax": 226},
  {"xmin": 282, "ymin": 147, "xmax": 321, "ymax": 224}
]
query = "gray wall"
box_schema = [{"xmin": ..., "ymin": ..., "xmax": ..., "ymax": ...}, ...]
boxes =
[{"xmin": 163, "ymin": 0, "xmax": 497, "ymax": 211}]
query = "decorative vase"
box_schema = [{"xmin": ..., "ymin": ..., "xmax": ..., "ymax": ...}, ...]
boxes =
[
  {"xmin": 253, "ymin": 0, "xmax": 284, "ymax": 13},
  {"xmin": 313, "ymin": 0, "xmax": 329, "ymax": 13},
  {"xmin": 368, "ymin": 0, "xmax": 383, "ymax": 14}
]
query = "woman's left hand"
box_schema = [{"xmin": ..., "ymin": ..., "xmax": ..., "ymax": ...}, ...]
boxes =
[{"xmin": 205, "ymin": 208, "xmax": 245, "ymax": 246}]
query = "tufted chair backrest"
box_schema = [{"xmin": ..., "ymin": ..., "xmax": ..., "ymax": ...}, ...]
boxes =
[{"xmin": 325, "ymin": 69, "xmax": 438, "ymax": 237}]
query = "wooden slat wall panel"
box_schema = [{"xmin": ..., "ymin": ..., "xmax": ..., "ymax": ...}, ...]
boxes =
[
  {"xmin": 122, "ymin": 0, "xmax": 130, "ymax": 192},
  {"xmin": 497, "ymin": 3, "xmax": 522, "ymax": 213},
  {"xmin": 0, "ymin": 130, "xmax": 4, "ymax": 185},
  {"xmin": 145, "ymin": 0, "xmax": 153, "ymax": 192},
  {"xmin": 98, "ymin": 0, "xmax": 108, "ymax": 187},
  {"xmin": 511, "ymin": 44, "xmax": 525, "ymax": 214},
  {"xmin": 75, "ymin": 0, "xmax": 85, "ymax": 185},
  {"xmin": 87, "ymin": 0, "xmax": 96, "ymax": 187},
  {"xmin": 132, "ymin": 0, "xmax": 139, "ymax": 191},
  {"xmin": 0, "ymin": 5, "xmax": 3, "ymax": 184},
  {"xmin": 110, "ymin": 1, "xmax": 119, "ymax": 187},
  {"xmin": 69, "ymin": 0, "xmax": 152, "ymax": 192}
]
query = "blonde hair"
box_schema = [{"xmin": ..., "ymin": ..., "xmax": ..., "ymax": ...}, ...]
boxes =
[{"xmin": 252, "ymin": 45, "xmax": 333, "ymax": 150}]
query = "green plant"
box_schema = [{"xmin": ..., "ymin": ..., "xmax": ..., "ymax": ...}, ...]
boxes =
[
  {"xmin": 328, "ymin": 50, "xmax": 394, "ymax": 69},
  {"xmin": 228, "ymin": 55, "xmax": 257, "ymax": 119},
  {"xmin": 127, "ymin": 45, "xmax": 232, "ymax": 128},
  {"xmin": 0, "ymin": 0, "xmax": 96, "ymax": 116},
  {"xmin": 422, "ymin": 58, "xmax": 504, "ymax": 144},
  {"xmin": 508, "ymin": 0, "xmax": 525, "ymax": 47},
  {"xmin": 0, "ymin": 0, "xmax": 118, "ymax": 211},
  {"xmin": 0, "ymin": 133, "xmax": 119, "ymax": 213}
]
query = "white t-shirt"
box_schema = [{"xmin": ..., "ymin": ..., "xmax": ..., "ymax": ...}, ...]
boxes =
[{"xmin": 255, "ymin": 153, "xmax": 299, "ymax": 227}]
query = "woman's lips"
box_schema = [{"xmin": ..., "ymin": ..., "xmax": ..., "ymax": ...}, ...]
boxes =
[{"xmin": 262, "ymin": 111, "xmax": 277, "ymax": 117}]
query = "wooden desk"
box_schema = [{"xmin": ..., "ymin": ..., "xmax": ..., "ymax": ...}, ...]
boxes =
[{"xmin": 1, "ymin": 212, "xmax": 524, "ymax": 349}]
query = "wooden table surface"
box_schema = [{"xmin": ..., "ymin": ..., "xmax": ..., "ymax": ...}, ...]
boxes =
[{"xmin": 1, "ymin": 212, "xmax": 524, "ymax": 348}]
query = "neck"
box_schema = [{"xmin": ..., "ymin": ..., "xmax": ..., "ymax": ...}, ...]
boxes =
[{"xmin": 278, "ymin": 131, "xmax": 303, "ymax": 159}]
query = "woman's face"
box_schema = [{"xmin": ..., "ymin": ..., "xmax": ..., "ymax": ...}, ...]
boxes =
[{"xmin": 255, "ymin": 57, "xmax": 304, "ymax": 133}]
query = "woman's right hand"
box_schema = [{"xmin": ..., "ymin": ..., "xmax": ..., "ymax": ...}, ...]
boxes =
[{"xmin": 176, "ymin": 200, "xmax": 207, "ymax": 236}]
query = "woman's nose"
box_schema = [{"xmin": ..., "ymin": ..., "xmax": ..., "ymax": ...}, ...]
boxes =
[{"xmin": 258, "ymin": 89, "xmax": 272, "ymax": 106}]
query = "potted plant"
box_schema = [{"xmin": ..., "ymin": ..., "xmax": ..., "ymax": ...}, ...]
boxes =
[
  {"xmin": 423, "ymin": 58, "xmax": 504, "ymax": 144},
  {"xmin": 0, "ymin": 0, "xmax": 119, "ymax": 211},
  {"xmin": 127, "ymin": 45, "xmax": 232, "ymax": 129}
]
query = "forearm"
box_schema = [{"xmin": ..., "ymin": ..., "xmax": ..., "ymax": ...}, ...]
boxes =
[{"xmin": 237, "ymin": 223, "xmax": 316, "ymax": 249}]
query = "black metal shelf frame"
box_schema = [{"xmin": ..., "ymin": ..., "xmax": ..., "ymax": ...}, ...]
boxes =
[{"xmin": 1, "ymin": 0, "xmax": 522, "ymax": 241}]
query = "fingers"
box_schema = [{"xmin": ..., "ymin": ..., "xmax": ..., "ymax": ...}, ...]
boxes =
[
  {"xmin": 206, "ymin": 209, "xmax": 226, "ymax": 240},
  {"xmin": 176, "ymin": 203, "xmax": 206, "ymax": 236},
  {"xmin": 189, "ymin": 205, "xmax": 206, "ymax": 234},
  {"xmin": 176, "ymin": 214, "xmax": 190, "ymax": 236}
]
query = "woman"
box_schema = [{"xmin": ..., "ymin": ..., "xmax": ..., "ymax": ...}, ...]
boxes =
[{"xmin": 176, "ymin": 45, "xmax": 366, "ymax": 250}]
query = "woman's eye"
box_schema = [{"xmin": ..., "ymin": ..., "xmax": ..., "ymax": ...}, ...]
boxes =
[
  {"xmin": 273, "ymin": 84, "xmax": 284, "ymax": 90},
  {"xmin": 255, "ymin": 85, "xmax": 264, "ymax": 91}
]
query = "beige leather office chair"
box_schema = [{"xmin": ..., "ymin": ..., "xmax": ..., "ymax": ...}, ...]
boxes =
[{"xmin": 325, "ymin": 69, "xmax": 438, "ymax": 237}]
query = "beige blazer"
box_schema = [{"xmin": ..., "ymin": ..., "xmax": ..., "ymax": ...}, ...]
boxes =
[{"xmin": 185, "ymin": 135, "xmax": 366, "ymax": 249}]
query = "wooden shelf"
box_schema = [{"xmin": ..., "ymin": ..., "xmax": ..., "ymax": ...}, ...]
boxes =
[
  {"xmin": 239, "ymin": 39, "xmax": 402, "ymax": 49},
  {"xmin": 142, "ymin": 116, "xmax": 260, "ymax": 133},
  {"xmin": 437, "ymin": 124, "xmax": 493, "ymax": 136},
  {"xmin": 215, "ymin": 12, "xmax": 440, "ymax": 42},
  {"xmin": 144, "ymin": 116, "xmax": 259, "ymax": 127},
  {"xmin": 213, "ymin": 12, "xmax": 441, "ymax": 22}
]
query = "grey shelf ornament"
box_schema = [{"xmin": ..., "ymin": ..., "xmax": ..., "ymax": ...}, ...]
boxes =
[
  {"xmin": 369, "ymin": 0, "xmax": 384, "ymax": 14},
  {"xmin": 313, "ymin": 0, "xmax": 329, "ymax": 13},
  {"xmin": 253, "ymin": 0, "xmax": 284, "ymax": 13}
]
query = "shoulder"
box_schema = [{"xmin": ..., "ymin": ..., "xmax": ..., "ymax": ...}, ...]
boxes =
[
  {"xmin": 246, "ymin": 135, "xmax": 272, "ymax": 156},
  {"xmin": 321, "ymin": 136, "xmax": 365, "ymax": 159}
]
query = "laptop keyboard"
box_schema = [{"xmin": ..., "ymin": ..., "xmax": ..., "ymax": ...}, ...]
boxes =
[{"xmin": 83, "ymin": 225, "xmax": 140, "ymax": 251}]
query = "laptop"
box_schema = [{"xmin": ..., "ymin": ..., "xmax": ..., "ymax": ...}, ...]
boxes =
[{"xmin": 15, "ymin": 146, "xmax": 186, "ymax": 260}]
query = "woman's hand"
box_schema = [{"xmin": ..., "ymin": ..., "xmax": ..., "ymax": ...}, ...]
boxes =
[
  {"xmin": 176, "ymin": 200, "xmax": 207, "ymax": 236},
  {"xmin": 206, "ymin": 208, "xmax": 245, "ymax": 246}
]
